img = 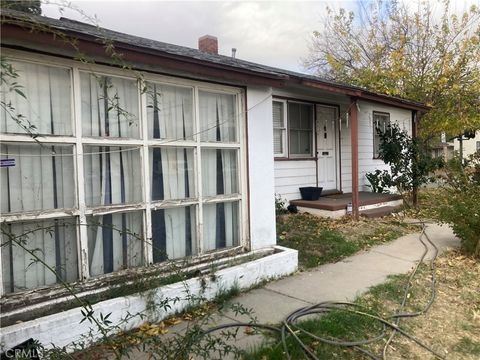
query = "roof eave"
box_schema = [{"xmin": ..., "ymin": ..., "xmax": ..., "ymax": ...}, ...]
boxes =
[
  {"xmin": 0, "ymin": 18, "xmax": 289, "ymax": 87},
  {"xmin": 301, "ymin": 79, "xmax": 429, "ymax": 112}
]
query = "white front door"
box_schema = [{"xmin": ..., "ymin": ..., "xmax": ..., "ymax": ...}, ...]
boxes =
[{"xmin": 316, "ymin": 105, "xmax": 338, "ymax": 190}]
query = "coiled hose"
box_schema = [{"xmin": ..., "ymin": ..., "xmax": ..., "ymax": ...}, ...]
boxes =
[{"xmin": 202, "ymin": 221, "xmax": 445, "ymax": 360}]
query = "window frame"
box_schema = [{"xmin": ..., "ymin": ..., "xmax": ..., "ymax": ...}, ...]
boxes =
[
  {"xmin": 0, "ymin": 49, "xmax": 248, "ymax": 296},
  {"xmin": 272, "ymin": 99, "xmax": 287, "ymax": 158},
  {"xmin": 372, "ymin": 111, "xmax": 391, "ymax": 159},
  {"xmin": 272, "ymin": 99, "xmax": 315, "ymax": 160}
]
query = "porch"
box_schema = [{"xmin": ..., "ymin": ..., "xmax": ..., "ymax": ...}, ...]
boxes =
[{"xmin": 290, "ymin": 192, "xmax": 403, "ymax": 218}]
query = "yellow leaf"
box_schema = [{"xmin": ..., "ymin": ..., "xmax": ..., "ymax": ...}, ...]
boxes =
[{"xmin": 244, "ymin": 326, "xmax": 255, "ymax": 335}]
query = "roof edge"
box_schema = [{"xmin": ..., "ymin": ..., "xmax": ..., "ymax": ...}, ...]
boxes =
[{"xmin": 1, "ymin": 9, "xmax": 430, "ymax": 112}]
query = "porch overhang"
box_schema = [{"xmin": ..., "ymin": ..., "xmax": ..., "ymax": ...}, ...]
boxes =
[{"xmin": 301, "ymin": 80, "xmax": 430, "ymax": 113}]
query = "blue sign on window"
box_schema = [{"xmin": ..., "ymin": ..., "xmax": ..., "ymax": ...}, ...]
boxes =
[{"xmin": 0, "ymin": 159, "xmax": 16, "ymax": 168}]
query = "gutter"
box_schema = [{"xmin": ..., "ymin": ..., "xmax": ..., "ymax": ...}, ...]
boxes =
[{"xmin": 301, "ymin": 79, "xmax": 429, "ymax": 112}]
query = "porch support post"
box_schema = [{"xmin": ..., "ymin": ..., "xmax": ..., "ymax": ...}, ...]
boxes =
[
  {"xmin": 350, "ymin": 97, "xmax": 359, "ymax": 221},
  {"xmin": 411, "ymin": 110, "xmax": 419, "ymax": 207}
]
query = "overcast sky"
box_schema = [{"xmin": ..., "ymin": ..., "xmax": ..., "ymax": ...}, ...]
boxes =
[{"xmin": 42, "ymin": 0, "xmax": 478, "ymax": 73}]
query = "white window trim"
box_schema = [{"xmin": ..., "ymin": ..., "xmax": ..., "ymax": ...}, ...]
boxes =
[
  {"xmin": 272, "ymin": 99, "xmax": 315, "ymax": 159},
  {"xmin": 373, "ymin": 111, "xmax": 391, "ymax": 159},
  {"xmin": 272, "ymin": 99, "xmax": 287, "ymax": 158},
  {"xmin": 0, "ymin": 49, "xmax": 249, "ymax": 295}
]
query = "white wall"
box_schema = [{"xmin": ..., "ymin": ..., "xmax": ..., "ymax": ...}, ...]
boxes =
[
  {"xmin": 453, "ymin": 131, "xmax": 480, "ymax": 158},
  {"xmin": 341, "ymin": 101, "xmax": 413, "ymax": 193},
  {"xmin": 274, "ymin": 160, "xmax": 317, "ymax": 202},
  {"xmin": 271, "ymin": 88, "xmax": 350, "ymax": 202},
  {"xmin": 270, "ymin": 89, "xmax": 414, "ymax": 200},
  {"xmin": 1, "ymin": 246, "xmax": 297, "ymax": 352},
  {"xmin": 246, "ymin": 86, "xmax": 277, "ymax": 249}
]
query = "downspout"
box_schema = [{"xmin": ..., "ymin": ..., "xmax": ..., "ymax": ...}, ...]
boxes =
[{"xmin": 350, "ymin": 97, "xmax": 359, "ymax": 221}]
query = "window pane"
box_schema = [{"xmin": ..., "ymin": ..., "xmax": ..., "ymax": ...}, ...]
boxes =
[
  {"xmin": 272, "ymin": 101, "xmax": 284, "ymax": 128},
  {"xmin": 203, "ymin": 201, "xmax": 239, "ymax": 251},
  {"xmin": 87, "ymin": 211, "xmax": 143, "ymax": 276},
  {"xmin": 1, "ymin": 143, "xmax": 75, "ymax": 213},
  {"xmin": 151, "ymin": 205, "xmax": 197, "ymax": 262},
  {"xmin": 84, "ymin": 146, "xmax": 142, "ymax": 206},
  {"xmin": 81, "ymin": 73, "xmax": 140, "ymax": 138},
  {"xmin": 298, "ymin": 131, "xmax": 312, "ymax": 154},
  {"xmin": 300, "ymin": 104, "xmax": 312, "ymax": 129},
  {"xmin": 289, "ymin": 130, "xmax": 312, "ymax": 156},
  {"xmin": 289, "ymin": 102, "xmax": 313, "ymax": 156},
  {"xmin": 146, "ymin": 83, "xmax": 194, "ymax": 140},
  {"xmin": 150, "ymin": 147, "xmax": 195, "ymax": 201},
  {"xmin": 1, "ymin": 60, "xmax": 72, "ymax": 135},
  {"xmin": 373, "ymin": 113, "xmax": 390, "ymax": 158},
  {"xmin": 1, "ymin": 218, "xmax": 78, "ymax": 294},
  {"xmin": 202, "ymin": 149, "xmax": 238, "ymax": 196},
  {"xmin": 289, "ymin": 102, "xmax": 312, "ymax": 131},
  {"xmin": 288, "ymin": 103, "xmax": 300, "ymax": 129},
  {"xmin": 289, "ymin": 130, "xmax": 298, "ymax": 155},
  {"xmin": 273, "ymin": 129, "xmax": 284, "ymax": 154},
  {"xmin": 199, "ymin": 91, "xmax": 237, "ymax": 142}
]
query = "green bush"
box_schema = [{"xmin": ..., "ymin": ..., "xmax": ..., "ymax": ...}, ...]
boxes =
[
  {"xmin": 275, "ymin": 194, "xmax": 288, "ymax": 216},
  {"xmin": 366, "ymin": 124, "xmax": 443, "ymax": 200},
  {"xmin": 437, "ymin": 153, "xmax": 480, "ymax": 258}
]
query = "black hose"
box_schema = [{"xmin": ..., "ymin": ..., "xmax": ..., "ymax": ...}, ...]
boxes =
[{"xmin": 202, "ymin": 220, "xmax": 444, "ymax": 360}]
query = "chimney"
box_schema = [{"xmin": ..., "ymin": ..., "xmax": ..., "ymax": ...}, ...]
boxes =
[{"xmin": 198, "ymin": 35, "xmax": 218, "ymax": 54}]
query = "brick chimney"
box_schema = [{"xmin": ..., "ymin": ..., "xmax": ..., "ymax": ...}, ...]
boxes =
[{"xmin": 198, "ymin": 35, "xmax": 218, "ymax": 54}]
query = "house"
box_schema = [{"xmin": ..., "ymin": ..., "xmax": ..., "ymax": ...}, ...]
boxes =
[
  {"xmin": 453, "ymin": 131, "xmax": 480, "ymax": 158},
  {"xmin": 432, "ymin": 131, "xmax": 480, "ymax": 163},
  {"xmin": 0, "ymin": 10, "xmax": 428, "ymax": 351}
]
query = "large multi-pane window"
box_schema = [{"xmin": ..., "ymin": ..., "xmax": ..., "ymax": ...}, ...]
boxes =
[{"xmin": 0, "ymin": 56, "xmax": 245, "ymax": 295}]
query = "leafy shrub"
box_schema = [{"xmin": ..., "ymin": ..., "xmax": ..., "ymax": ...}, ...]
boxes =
[
  {"xmin": 366, "ymin": 124, "xmax": 443, "ymax": 201},
  {"xmin": 436, "ymin": 153, "xmax": 480, "ymax": 258},
  {"xmin": 365, "ymin": 170, "xmax": 392, "ymax": 193},
  {"xmin": 275, "ymin": 194, "xmax": 288, "ymax": 216}
]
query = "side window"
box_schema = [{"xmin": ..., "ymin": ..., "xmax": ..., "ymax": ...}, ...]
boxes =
[
  {"xmin": 288, "ymin": 102, "xmax": 313, "ymax": 157},
  {"xmin": 272, "ymin": 101, "xmax": 286, "ymax": 157},
  {"xmin": 373, "ymin": 112, "xmax": 390, "ymax": 158}
]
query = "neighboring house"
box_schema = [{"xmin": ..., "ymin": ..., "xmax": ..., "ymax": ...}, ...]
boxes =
[
  {"xmin": 0, "ymin": 10, "xmax": 428, "ymax": 350},
  {"xmin": 453, "ymin": 130, "xmax": 480, "ymax": 158},
  {"xmin": 431, "ymin": 133, "xmax": 455, "ymax": 161},
  {"xmin": 432, "ymin": 131, "xmax": 480, "ymax": 162}
]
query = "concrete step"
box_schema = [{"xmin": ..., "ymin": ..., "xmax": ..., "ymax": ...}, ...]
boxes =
[{"xmin": 360, "ymin": 206, "xmax": 397, "ymax": 218}]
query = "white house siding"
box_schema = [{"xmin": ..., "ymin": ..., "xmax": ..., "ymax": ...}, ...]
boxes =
[
  {"xmin": 271, "ymin": 88, "xmax": 349, "ymax": 201},
  {"xmin": 274, "ymin": 160, "xmax": 317, "ymax": 201},
  {"xmin": 453, "ymin": 131, "xmax": 480, "ymax": 158},
  {"xmin": 246, "ymin": 86, "xmax": 277, "ymax": 249},
  {"xmin": 271, "ymin": 90, "xmax": 413, "ymax": 200},
  {"xmin": 341, "ymin": 101, "xmax": 413, "ymax": 193}
]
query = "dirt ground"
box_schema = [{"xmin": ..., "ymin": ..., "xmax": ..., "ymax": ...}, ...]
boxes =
[{"xmin": 380, "ymin": 250, "xmax": 480, "ymax": 360}]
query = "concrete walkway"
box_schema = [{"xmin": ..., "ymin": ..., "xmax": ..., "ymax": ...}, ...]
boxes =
[{"xmin": 130, "ymin": 222, "xmax": 459, "ymax": 358}]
